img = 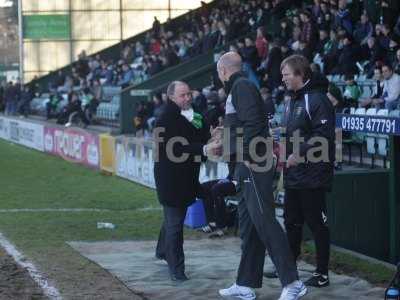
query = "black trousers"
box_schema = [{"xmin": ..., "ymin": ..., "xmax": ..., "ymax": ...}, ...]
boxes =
[
  {"xmin": 235, "ymin": 163, "xmax": 298, "ymax": 288},
  {"xmin": 200, "ymin": 179, "xmax": 236, "ymax": 229},
  {"xmin": 155, "ymin": 205, "xmax": 188, "ymax": 276},
  {"xmin": 284, "ymin": 188, "xmax": 330, "ymax": 275}
]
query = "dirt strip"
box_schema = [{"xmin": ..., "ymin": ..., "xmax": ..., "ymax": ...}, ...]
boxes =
[{"xmin": 0, "ymin": 247, "xmax": 47, "ymax": 300}]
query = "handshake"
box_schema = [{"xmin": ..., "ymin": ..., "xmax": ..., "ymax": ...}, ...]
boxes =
[{"xmin": 204, "ymin": 126, "xmax": 223, "ymax": 158}]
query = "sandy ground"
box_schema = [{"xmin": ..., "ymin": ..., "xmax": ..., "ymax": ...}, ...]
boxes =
[
  {"xmin": 0, "ymin": 248, "xmax": 47, "ymax": 300},
  {"xmin": 69, "ymin": 238, "xmax": 385, "ymax": 300}
]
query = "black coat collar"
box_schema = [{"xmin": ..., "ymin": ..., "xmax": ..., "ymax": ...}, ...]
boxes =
[
  {"xmin": 165, "ymin": 99, "xmax": 181, "ymax": 115},
  {"xmin": 224, "ymin": 71, "xmax": 246, "ymax": 95}
]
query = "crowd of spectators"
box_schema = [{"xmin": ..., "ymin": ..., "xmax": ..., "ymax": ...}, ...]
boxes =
[
  {"xmin": 131, "ymin": 0, "xmax": 400, "ymax": 136},
  {"xmin": 2, "ymin": 0, "xmax": 400, "ymax": 126}
]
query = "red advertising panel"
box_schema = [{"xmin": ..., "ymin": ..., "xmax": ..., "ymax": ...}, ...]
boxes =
[{"xmin": 44, "ymin": 126, "xmax": 99, "ymax": 168}]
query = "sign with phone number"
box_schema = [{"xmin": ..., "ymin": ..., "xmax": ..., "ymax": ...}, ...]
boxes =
[{"xmin": 336, "ymin": 113, "xmax": 400, "ymax": 135}]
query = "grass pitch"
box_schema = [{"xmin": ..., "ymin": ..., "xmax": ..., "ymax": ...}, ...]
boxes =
[{"xmin": 0, "ymin": 139, "xmax": 395, "ymax": 293}]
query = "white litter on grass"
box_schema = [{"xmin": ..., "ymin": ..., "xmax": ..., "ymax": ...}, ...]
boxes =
[{"xmin": 0, "ymin": 232, "xmax": 62, "ymax": 300}]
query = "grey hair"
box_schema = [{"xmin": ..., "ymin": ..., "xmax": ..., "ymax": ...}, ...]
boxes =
[{"xmin": 166, "ymin": 81, "xmax": 187, "ymax": 98}]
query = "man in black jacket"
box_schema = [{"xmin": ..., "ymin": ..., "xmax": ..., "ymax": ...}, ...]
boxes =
[
  {"xmin": 281, "ymin": 55, "xmax": 335, "ymax": 288},
  {"xmin": 153, "ymin": 81, "xmax": 219, "ymax": 282},
  {"xmin": 217, "ymin": 52, "xmax": 306, "ymax": 300}
]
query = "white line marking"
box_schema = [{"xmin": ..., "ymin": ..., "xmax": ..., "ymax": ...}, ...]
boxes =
[
  {"xmin": 0, "ymin": 232, "xmax": 62, "ymax": 300},
  {"xmin": 0, "ymin": 207, "xmax": 162, "ymax": 213}
]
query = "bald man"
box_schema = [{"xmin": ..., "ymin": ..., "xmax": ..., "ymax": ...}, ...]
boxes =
[
  {"xmin": 154, "ymin": 81, "xmax": 219, "ymax": 282},
  {"xmin": 216, "ymin": 52, "xmax": 306, "ymax": 300}
]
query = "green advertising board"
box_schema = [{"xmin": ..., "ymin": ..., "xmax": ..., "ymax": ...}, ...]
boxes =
[{"xmin": 23, "ymin": 15, "xmax": 70, "ymax": 40}]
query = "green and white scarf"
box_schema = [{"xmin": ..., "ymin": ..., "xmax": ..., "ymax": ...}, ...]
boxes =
[{"xmin": 181, "ymin": 108, "xmax": 203, "ymax": 129}]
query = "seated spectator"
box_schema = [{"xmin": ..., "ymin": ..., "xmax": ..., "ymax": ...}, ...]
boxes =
[
  {"xmin": 258, "ymin": 41, "xmax": 283, "ymax": 90},
  {"xmin": 316, "ymin": 1, "xmax": 333, "ymax": 31},
  {"xmin": 276, "ymin": 18, "xmax": 291, "ymax": 44},
  {"xmin": 146, "ymin": 94, "xmax": 165, "ymax": 131},
  {"xmin": 343, "ymin": 73, "xmax": 362, "ymax": 108},
  {"xmin": 279, "ymin": 41, "xmax": 293, "ymax": 60},
  {"xmin": 353, "ymin": 13, "xmax": 373, "ymax": 45},
  {"xmin": 332, "ymin": 34, "xmax": 360, "ymax": 75},
  {"xmin": 133, "ymin": 101, "xmax": 149, "ymax": 135},
  {"xmin": 299, "ymin": 9, "xmax": 318, "ymax": 53},
  {"xmin": 380, "ymin": 64, "xmax": 400, "ymax": 110},
  {"xmin": 81, "ymin": 88, "xmax": 98, "ymax": 123},
  {"xmin": 57, "ymin": 92, "xmax": 89, "ymax": 127},
  {"xmin": 377, "ymin": 24, "xmax": 398, "ymax": 53},
  {"xmin": 204, "ymin": 91, "xmax": 224, "ymax": 128},
  {"xmin": 57, "ymin": 75, "xmax": 73, "ymax": 93},
  {"xmin": 260, "ymin": 87, "xmax": 275, "ymax": 120},
  {"xmin": 335, "ymin": 0, "xmax": 353, "ymax": 34},
  {"xmin": 327, "ymin": 82, "xmax": 345, "ymax": 113},
  {"xmin": 360, "ymin": 67, "xmax": 384, "ymax": 108},
  {"xmin": 364, "ymin": 36, "xmax": 385, "ymax": 78},
  {"xmin": 192, "ymin": 89, "xmax": 207, "ymax": 115},
  {"xmin": 199, "ymin": 163, "xmax": 237, "ymax": 237},
  {"xmin": 46, "ymin": 93, "xmax": 63, "ymax": 120},
  {"xmin": 240, "ymin": 37, "xmax": 260, "ymax": 88},
  {"xmin": 393, "ymin": 49, "xmax": 400, "ymax": 75},
  {"xmin": 117, "ymin": 64, "xmax": 134, "ymax": 88},
  {"xmin": 381, "ymin": 0, "xmax": 400, "ymax": 29}
]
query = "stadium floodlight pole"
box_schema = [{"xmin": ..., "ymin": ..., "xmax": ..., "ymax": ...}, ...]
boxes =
[{"xmin": 17, "ymin": 0, "xmax": 24, "ymax": 84}]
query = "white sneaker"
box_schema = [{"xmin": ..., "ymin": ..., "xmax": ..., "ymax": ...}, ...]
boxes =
[
  {"xmin": 219, "ymin": 283, "xmax": 256, "ymax": 300},
  {"xmin": 278, "ymin": 280, "xmax": 307, "ymax": 300},
  {"xmin": 65, "ymin": 122, "xmax": 72, "ymax": 127}
]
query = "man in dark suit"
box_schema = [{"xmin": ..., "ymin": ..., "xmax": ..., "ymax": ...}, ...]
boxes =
[{"xmin": 153, "ymin": 81, "xmax": 219, "ymax": 282}]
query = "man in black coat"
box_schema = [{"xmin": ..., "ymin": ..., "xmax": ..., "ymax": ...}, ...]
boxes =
[
  {"xmin": 153, "ymin": 81, "xmax": 218, "ymax": 282},
  {"xmin": 281, "ymin": 55, "xmax": 335, "ymax": 288},
  {"xmin": 216, "ymin": 52, "xmax": 306, "ymax": 300}
]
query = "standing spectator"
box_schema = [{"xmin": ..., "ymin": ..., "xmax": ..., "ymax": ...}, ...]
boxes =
[
  {"xmin": 18, "ymin": 85, "xmax": 32, "ymax": 117},
  {"xmin": 152, "ymin": 16, "xmax": 161, "ymax": 38},
  {"xmin": 255, "ymin": 27, "xmax": 269, "ymax": 60},
  {"xmin": 4, "ymin": 82, "xmax": 18, "ymax": 116},
  {"xmin": 0, "ymin": 81, "xmax": 5, "ymax": 112}
]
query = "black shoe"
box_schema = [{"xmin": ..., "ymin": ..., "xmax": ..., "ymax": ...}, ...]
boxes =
[
  {"xmin": 170, "ymin": 273, "xmax": 189, "ymax": 282},
  {"xmin": 263, "ymin": 270, "xmax": 278, "ymax": 278},
  {"xmin": 304, "ymin": 273, "xmax": 329, "ymax": 287}
]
